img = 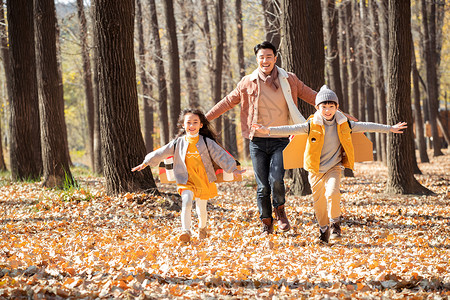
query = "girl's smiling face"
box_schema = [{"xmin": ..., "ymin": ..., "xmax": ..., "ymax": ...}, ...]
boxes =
[
  {"xmin": 316, "ymin": 102, "xmax": 339, "ymax": 121},
  {"xmin": 183, "ymin": 113, "xmax": 203, "ymax": 136}
]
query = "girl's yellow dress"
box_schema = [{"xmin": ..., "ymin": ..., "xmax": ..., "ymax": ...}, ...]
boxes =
[{"xmin": 177, "ymin": 135, "xmax": 218, "ymax": 200}]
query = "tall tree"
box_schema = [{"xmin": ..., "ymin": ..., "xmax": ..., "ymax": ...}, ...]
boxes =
[
  {"xmin": 345, "ymin": 0, "xmax": 358, "ymax": 119},
  {"xmin": 34, "ymin": 0, "xmax": 74, "ymax": 188},
  {"xmin": 212, "ymin": 0, "xmax": 224, "ymax": 141},
  {"xmin": 369, "ymin": 0, "xmax": 387, "ymax": 162},
  {"xmin": 136, "ymin": 0, "xmax": 153, "ymax": 152},
  {"xmin": 236, "ymin": 0, "xmax": 249, "ymax": 160},
  {"xmin": 281, "ymin": 0, "xmax": 324, "ymax": 195},
  {"xmin": 322, "ymin": 0, "xmax": 344, "ymax": 108},
  {"xmin": 91, "ymin": 1, "xmax": 102, "ymax": 174},
  {"xmin": 0, "ymin": 0, "xmax": 10, "ymax": 171},
  {"xmin": 337, "ymin": 1, "xmax": 349, "ymax": 111},
  {"xmin": 148, "ymin": 0, "xmax": 169, "ymax": 145},
  {"xmin": 180, "ymin": 0, "xmax": 200, "ymax": 109},
  {"xmin": 7, "ymin": 0, "xmax": 42, "ymax": 181},
  {"xmin": 222, "ymin": 2, "xmax": 237, "ymax": 157},
  {"xmin": 94, "ymin": 0, "xmax": 156, "ymax": 195},
  {"xmin": 385, "ymin": 0, "xmax": 431, "ymax": 195},
  {"xmin": 162, "ymin": 0, "xmax": 181, "ymax": 137},
  {"xmin": 411, "ymin": 40, "xmax": 429, "ymax": 163},
  {"xmin": 76, "ymin": 0, "xmax": 95, "ymax": 168},
  {"xmin": 262, "ymin": 0, "xmax": 281, "ymax": 66},
  {"xmin": 421, "ymin": 0, "xmax": 443, "ymax": 156}
]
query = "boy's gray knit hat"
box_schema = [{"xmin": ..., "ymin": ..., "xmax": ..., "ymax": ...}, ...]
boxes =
[{"xmin": 315, "ymin": 85, "xmax": 339, "ymax": 106}]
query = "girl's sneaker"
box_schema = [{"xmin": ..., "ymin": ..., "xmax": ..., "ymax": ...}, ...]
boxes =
[
  {"xmin": 179, "ymin": 230, "xmax": 191, "ymax": 242},
  {"xmin": 199, "ymin": 227, "xmax": 207, "ymax": 240},
  {"xmin": 319, "ymin": 226, "xmax": 330, "ymax": 244}
]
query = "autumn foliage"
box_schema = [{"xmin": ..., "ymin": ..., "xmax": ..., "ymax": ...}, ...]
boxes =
[{"xmin": 0, "ymin": 151, "xmax": 449, "ymax": 299}]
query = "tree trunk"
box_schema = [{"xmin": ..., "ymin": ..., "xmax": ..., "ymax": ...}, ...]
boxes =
[
  {"xmin": 213, "ymin": 0, "xmax": 224, "ymax": 142},
  {"xmin": 421, "ymin": 0, "xmax": 443, "ymax": 156},
  {"xmin": 7, "ymin": 0, "xmax": 42, "ymax": 181},
  {"xmin": 346, "ymin": 1, "xmax": 358, "ymax": 119},
  {"xmin": 180, "ymin": 0, "xmax": 200, "ymax": 109},
  {"xmin": 136, "ymin": 0, "xmax": 153, "ymax": 152},
  {"xmin": 34, "ymin": 0, "xmax": 74, "ymax": 188},
  {"xmin": 281, "ymin": 0, "xmax": 324, "ymax": 196},
  {"xmin": 77, "ymin": 0, "xmax": 95, "ymax": 168},
  {"xmin": 411, "ymin": 39, "xmax": 429, "ymax": 163},
  {"xmin": 91, "ymin": 1, "xmax": 102, "ymax": 174},
  {"xmin": 337, "ymin": 1, "xmax": 348, "ymax": 112},
  {"xmin": 236, "ymin": 0, "xmax": 249, "ymax": 160},
  {"xmin": 262, "ymin": 0, "xmax": 281, "ymax": 67},
  {"xmin": 148, "ymin": 0, "xmax": 169, "ymax": 145},
  {"xmin": 0, "ymin": 0, "xmax": 10, "ymax": 171},
  {"xmin": 94, "ymin": 0, "xmax": 156, "ymax": 195},
  {"xmin": 369, "ymin": 0, "xmax": 387, "ymax": 162},
  {"xmin": 222, "ymin": 4, "xmax": 238, "ymax": 158},
  {"xmin": 200, "ymin": 0, "xmax": 214, "ymax": 102},
  {"xmin": 162, "ymin": 0, "xmax": 181, "ymax": 138},
  {"xmin": 385, "ymin": 0, "xmax": 431, "ymax": 195},
  {"xmin": 322, "ymin": 0, "xmax": 344, "ymax": 107}
]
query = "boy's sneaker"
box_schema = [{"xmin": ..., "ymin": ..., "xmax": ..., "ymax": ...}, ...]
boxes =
[
  {"xmin": 331, "ymin": 221, "xmax": 341, "ymax": 238},
  {"xmin": 198, "ymin": 227, "xmax": 207, "ymax": 240},
  {"xmin": 179, "ymin": 230, "xmax": 191, "ymax": 242},
  {"xmin": 319, "ymin": 226, "xmax": 330, "ymax": 244}
]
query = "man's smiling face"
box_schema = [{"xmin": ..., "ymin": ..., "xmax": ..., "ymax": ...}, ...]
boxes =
[{"xmin": 256, "ymin": 48, "xmax": 277, "ymax": 75}]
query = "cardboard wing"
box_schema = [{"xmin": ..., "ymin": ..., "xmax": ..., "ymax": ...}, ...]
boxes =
[
  {"xmin": 158, "ymin": 160, "xmax": 242, "ymax": 184},
  {"xmin": 282, "ymin": 132, "xmax": 373, "ymax": 169}
]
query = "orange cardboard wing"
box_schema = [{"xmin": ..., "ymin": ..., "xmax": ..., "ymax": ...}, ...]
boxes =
[{"xmin": 283, "ymin": 132, "xmax": 373, "ymax": 170}]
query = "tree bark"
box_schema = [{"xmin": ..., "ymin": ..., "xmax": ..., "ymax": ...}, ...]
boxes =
[
  {"xmin": 148, "ymin": 0, "xmax": 169, "ymax": 145},
  {"xmin": 281, "ymin": 0, "xmax": 324, "ymax": 195},
  {"xmin": 91, "ymin": 1, "xmax": 102, "ymax": 174},
  {"xmin": 180, "ymin": 0, "xmax": 200, "ymax": 109},
  {"xmin": 236, "ymin": 0, "xmax": 249, "ymax": 160},
  {"xmin": 322, "ymin": 0, "xmax": 344, "ymax": 107},
  {"xmin": 337, "ymin": 1, "xmax": 349, "ymax": 112},
  {"xmin": 411, "ymin": 39, "xmax": 429, "ymax": 163},
  {"xmin": 76, "ymin": 0, "xmax": 95, "ymax": 168},
  {"xmin": 162, "ymin": 0, "xmax": 181, "ymax": 138},
  {"xmin": 0, "ymin": 0, "xmax": 10, "ymax": 171},
  {"xmin": 421, "ymin": 0, "xmax": 443, "ymax": 156},
  {"xmin": 345, "ymin": 1, "xmax": 358, "ymax": 119},
  {"xmin": 213, "ymin": 0, "xmax": 224, "ymax": 142},
  {"xmin": 94, "ymin": 0, "xmax": 157, "ymax": 195},
  {"xmin": 262, "ymin": 0, "xmax": 281, "ymax": 67},
  {"xmin": 385, "ymin": 0, "xmax": 431, "ymax": 195},
  {"xmin": 7, "ymin": 0, "xmax": 42, "ymax": 181},
  {"xmin": 136, "ymin": 0, "xmax": 154, "ymax": 152},
  {"xmin": 34, "ymin": 0, "xmax": 74, "ymax": 188}
]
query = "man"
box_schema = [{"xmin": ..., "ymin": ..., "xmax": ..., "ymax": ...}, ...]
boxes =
[{"xmin": 206, "ymin": 41, "xmax": 317, "ymax": 235}]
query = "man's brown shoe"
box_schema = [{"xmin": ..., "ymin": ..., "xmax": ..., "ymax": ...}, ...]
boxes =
[
  {"xmin": 274, "ymin": 205, "xmax": 291, "ymax": 231},
  {"xmin": 261, "ymin": 218, "xmax": 274, "ymax": 235}
]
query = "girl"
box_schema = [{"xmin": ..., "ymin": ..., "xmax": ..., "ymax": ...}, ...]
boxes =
[{"xmin": 132, "ymin": 109, "xmax": 245, "ymax": 242}]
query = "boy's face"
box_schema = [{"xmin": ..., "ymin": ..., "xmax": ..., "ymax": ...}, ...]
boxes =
[
  {"xmin": 316, "ymin": 102, "xmax": 339, "ymax": 121},
  {"xmin": 183, "ymin": 113, "xmax": 202, "ymax": 135},
  {"xmin": 256, "ymin": 48, "xmax": 277, "ymax": 75}
]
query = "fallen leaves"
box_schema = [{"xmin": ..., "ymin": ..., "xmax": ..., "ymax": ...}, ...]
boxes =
[{"xmin": 0, "ymin": 150, "xmax": 449, "ymax": 298}]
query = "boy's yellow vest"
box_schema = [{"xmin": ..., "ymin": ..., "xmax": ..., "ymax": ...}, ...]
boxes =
[{"xmin": 304, "ymin": 115, "xmax": 355, "ymax": 174}]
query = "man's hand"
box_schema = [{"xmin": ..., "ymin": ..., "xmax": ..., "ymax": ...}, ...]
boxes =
[
  {"xmin": 252, "ymin": 123, "xmax": 269, "ymax": 135},
  {"xmin": 390, "ymin": 122, "xmax": 407, "ymax": 133}
]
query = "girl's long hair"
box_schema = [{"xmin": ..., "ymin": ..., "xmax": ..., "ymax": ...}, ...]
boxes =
[{"xmin": 175, "ymin": 108, "xmax": 218, "ymax": 142}]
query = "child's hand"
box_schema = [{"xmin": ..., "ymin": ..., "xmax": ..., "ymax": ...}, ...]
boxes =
[
  {"xmin": 233, "ymin": 168, "xmax": 246, "ymax": 176},
  {"xmin": 252, "ymin": 123, "xmax": 269, "ymax": 135},
  {"xmin": 131, "ymin": 163, "xmax": 147, "ymax": 172},
  {"xmin": 390, "ymin": 122, "xmax": 407, "ymax": 133}
]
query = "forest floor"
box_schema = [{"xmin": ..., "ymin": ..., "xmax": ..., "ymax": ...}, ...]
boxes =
[{"xmin": 0, "ymin": 149, "xmax": 449, "ymax": 299}]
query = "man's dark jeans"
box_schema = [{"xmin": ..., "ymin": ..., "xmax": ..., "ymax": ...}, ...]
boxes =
[{"xmin": 249, "ymin": 137, "xmax": 290, "ymax": 220}]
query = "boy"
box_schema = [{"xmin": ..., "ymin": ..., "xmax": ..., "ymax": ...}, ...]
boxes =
[{"xmin": 253, "ymin": 85, "xmax": 407, "ymax": 243}]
